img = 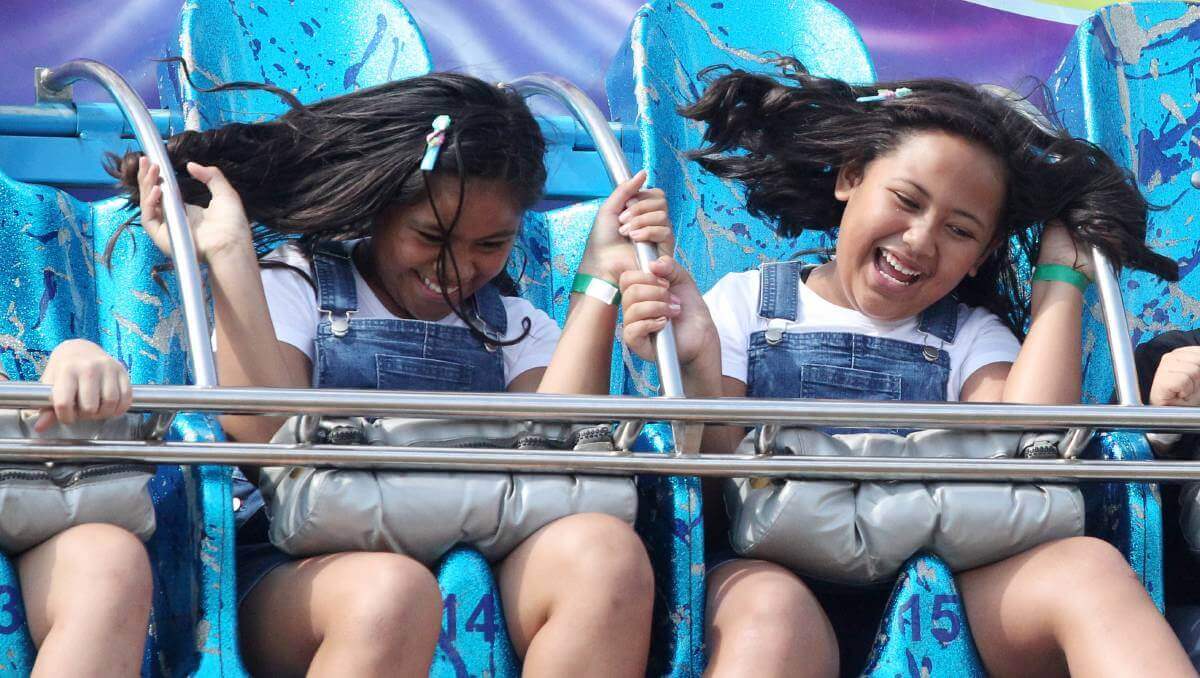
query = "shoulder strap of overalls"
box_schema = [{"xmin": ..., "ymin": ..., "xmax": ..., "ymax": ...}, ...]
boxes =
[
  {"xmin": 756, "ymin": 261, "xmax": 807, "ymax": 345},
  {"xmin": 917, "ymin": 296, "xmax": 959, "ymax": 343},
  {"xmin": 311, "ymin": 241, "xmax": 359, "ymax": 315},
  {"xmin": 472, "ymin": 283, "xmax": 509, "ymax": 338},
  {"xmin": 756, "ymin": 260, "xmax": 804, "ymax": 321}
]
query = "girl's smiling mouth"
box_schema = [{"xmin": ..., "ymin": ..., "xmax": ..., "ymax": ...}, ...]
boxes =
[
  {"xmin": 874, "ymin": 248, "xmax": 924, "ymax": 287},
  {"xmin": 419, "ymin": 273, "xmax": 459, "ymax": 296}
]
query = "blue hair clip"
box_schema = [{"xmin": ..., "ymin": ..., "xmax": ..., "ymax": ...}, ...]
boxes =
[
  {"xmin": 856, "ymin": 87, "xmax": 913, "ymax": 103},
  {"xmin": 420, "ymin": 114, "xmax": 452, "ymax": 171}
]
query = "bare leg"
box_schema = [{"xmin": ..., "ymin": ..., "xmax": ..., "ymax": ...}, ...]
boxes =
[
  {"xmin": 960, "ymin": 536, "xmax": 1194, "ymax": 677},
  {"xmin": 239, "ymin": 551, "xmax": 442, "ymax": 678},
  {"xmin": 18, "ymin": 523, "xmax": 152, "ymax": 678},
  {"xmin": 497, "ymin": 513, "xmax": 654, "ymax": 677},
  {"xmin": 704, "ymin": 559, "xmax": 838, "ymax": 678}
]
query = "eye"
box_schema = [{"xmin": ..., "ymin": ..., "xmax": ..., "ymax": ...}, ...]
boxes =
[
  {"xmin": 477, "ymin": 238, "xmax": 512, "ymax": 252},
  {"xmin": 414, "ymin": 230, "xmax": 444, "ymax": 244},
  {"xmin": 892, "ymin": 191, "xmax": 918, "ymax": 210},
  {"xmin": 947, "ymin": 224, "xmax": 977, "ymax": 240}
]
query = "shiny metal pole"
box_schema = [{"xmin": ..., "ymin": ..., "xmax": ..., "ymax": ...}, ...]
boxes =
[
  {"xmin": 6, "ymin": 438, "xmax": 1200, "ymax": 482},
  {"xmin": 39, "ymin": 60, "xmax": 217, "ymax": 388},
  {"xmin": 6, "ymin": 383, "xmax": 1200, "ymax": 430},
  {"xmin": 1092, "ymin": 247, "xmax": 1141, "ymax": 405},
  {"xmin": 507, "ymin": 73, "xmax": 696, "ymax": 455}
]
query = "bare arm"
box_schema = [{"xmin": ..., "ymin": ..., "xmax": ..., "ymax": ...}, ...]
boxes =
[
  {"xmin": 962, "ymin": 223, "xmax": 1086, "ymax": 405},
  {"xmin": 138, "ymin": 159, "xmax": 311, "ymax": 442},
  {"xmin": 534, "ymin": 170, "xmax": 675, "ymax": 395}
]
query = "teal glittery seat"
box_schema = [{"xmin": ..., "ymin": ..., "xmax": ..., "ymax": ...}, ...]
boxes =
[
  {"xmin": 606, "ymin": 1, "xmax": 1164, "ymax": 676},
  {"xmin": 0, "ymin": 172, "xmax": 235, "ymax": 675},
  {"xmin": 1050, "ymin": 0, "xmax": 1200, "ymax": 624}
]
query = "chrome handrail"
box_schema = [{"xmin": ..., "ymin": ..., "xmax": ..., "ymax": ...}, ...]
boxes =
[
  {"xmin": 505, "ymin": 79, "xmax": 687, "ymax": 384},
  {"xmin": 2, "ymin": 383, "xmax": 1200, "ymax": 431},
  {"xmin": 1, "ymin": 439, "xmax": 1200, "ymax": 482},
  {"xmin": 984, "ymin": 85, "xmax": 1143, "ymax": 457},
  {"xmin": 39, "ymin": 60, "xmax": 217, "ymax": 388},
  {"xmin": 506, "ymin": 73, "xmax": 698, "ymax": 456}
]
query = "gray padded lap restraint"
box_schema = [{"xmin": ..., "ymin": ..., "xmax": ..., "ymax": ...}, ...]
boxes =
[
  {"xmin": 0, "ymin": 410, "xmax": 156, "ymax": 554},
  {"xmin": 727, "ymin": 428, "xmax": 1084, "ymax": 585},
  {"xmin": 261, "ymin": 418, "xmax": 638, "ymax": 564}
]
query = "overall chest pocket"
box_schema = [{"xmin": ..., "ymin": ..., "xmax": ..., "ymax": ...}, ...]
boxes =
[
  {"xmin": 799, "ymin": 364, "xmax": 901, "ymax": 401},
  {"xmin": 376, "ymin": 355, "xmax": 472, "ymax": 391}
]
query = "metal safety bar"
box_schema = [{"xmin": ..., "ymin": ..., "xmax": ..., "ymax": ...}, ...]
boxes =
[
  {"xmin": 506, "ymin": 73, "xmax": 699, "ymax": 456},
  {"xmin": 38, "ymin": 60, "xmax": 217, "ymax": 388},
  {"xmin": 506, "ymin": 75, "xmax": 687, "ymax": 399},
  {"xmin": 2, "ymin": 439, "xmax": 1200, "ymax": 483},
  {"xmin": 2, "ymin": 383, "xmax": 1200, "ymax": 431},
  {"xmin": 985, "ymin": 85, "xmax": 1145, "ymax": 456}
]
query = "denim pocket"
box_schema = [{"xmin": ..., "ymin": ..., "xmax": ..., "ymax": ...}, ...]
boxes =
[
  {"xmin": 800, "ymin": 364, "xmax": 901, "ymax": 401},
  {"xmin": 376, "ymin": 354, "xmax": 472, "ymax": 391}
]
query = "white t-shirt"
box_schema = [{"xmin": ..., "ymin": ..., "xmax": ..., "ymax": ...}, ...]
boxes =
[
  {"xmin": 258, "ymin": 245, "xmax": 560, "ymax": 386},
  {"xmin": 703, "ymin": 269, "xmax": 1022, "ymax": 401}
]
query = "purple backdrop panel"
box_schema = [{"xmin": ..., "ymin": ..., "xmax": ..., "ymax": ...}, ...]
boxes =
[{"xmin": 1, "ymin": 1, "xmax": 1088, "ymax": 111}]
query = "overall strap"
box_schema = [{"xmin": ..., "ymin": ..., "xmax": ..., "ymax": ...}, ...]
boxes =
[
  {"xmin": 312, "ymin": 241, "xmax": 359, "ymax": 337},
  {"xmin": 757, "ymin": 261, "xmax": 805, "ymax": 345},
  {"xmin": 917, "ymin": 295, "xmax": 960, "ymax": 344},
  {"xmin": 472, "ymin": 283, "xmax": 509, "ymax": 339},
  {"xmin": 757, "ymin": 261, "xmax": 803, "ymax": 320}
]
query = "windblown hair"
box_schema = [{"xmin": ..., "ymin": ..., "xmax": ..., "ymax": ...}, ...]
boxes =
[
  {"xmin": 681, "ymin": 57, "xmax": 1177, "ymax": 337},
  {"xmin": 108, "ymin": 70, "xmax": 546, "ymax": 344}
]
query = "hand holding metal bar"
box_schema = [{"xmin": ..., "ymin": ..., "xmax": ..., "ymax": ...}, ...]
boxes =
[{"xmin": 506, "ymin": 74, "xmax": 697, "ymax": 454}]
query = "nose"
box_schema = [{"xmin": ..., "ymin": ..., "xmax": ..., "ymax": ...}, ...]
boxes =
[
  {"xmin": 442, "ymin": 243, "xmax": 476, "ymax": 287},
  {"xmin": 901, "ymin": 218, "xmax": 937, "ymax": 262}
]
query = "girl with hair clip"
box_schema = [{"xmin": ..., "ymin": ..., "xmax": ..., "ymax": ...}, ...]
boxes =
[
  {"xmin": 1, "ymin": 340, "xmax": 147, "ymax": 676},
  {"xmin": 619, "ymin": 58, "xmax": 1194, "ymax": 677},
  {"xmin": 113, "ymin": 72, "xmax": 667, "ymax": 677}
]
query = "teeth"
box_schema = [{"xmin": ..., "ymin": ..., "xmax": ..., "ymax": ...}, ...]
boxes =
[
  {"xmin": 422, "ymin": 275, "xmax": 458, "ymax": 295},
  {"xmin": 882, "ymin": 250, "xmax": 921, "ymax": 279}
]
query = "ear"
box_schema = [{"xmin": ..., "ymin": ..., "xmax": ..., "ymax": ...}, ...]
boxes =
[{"xmin": 834, "ymin": 163, "xmax": 863, "ymax": 202}]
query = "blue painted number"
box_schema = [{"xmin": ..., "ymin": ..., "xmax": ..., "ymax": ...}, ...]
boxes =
[
  {"xmin": 465, "ymin": 594, "xmax": 498, "ymax": 643},
  {"xmin": 442, "ymin": 593, "xmax": 458, "ymax": 642},
  {"xmin": 931, "ymin": 594, "xmax": 961, "ymax": 644},
  {"xmin": 0, "ymin": 585, "xmax": 23, "ymax": 634},
  {"xmin": 900, "ymin": 593, "xmax": 961, "ymax": 645}
]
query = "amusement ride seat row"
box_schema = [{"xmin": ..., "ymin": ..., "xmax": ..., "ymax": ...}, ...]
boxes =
[{"xmin": 0, "ymin": 1, "xmax": 1195, "ymax": 676}]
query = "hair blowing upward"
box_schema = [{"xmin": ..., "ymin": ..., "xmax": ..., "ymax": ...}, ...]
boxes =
[
  {"xmin": 107, "ymin": 70, "xmax": 547, "ymax": 342},
  {"xmin": 680, "ymin": 57, "xmax": 1177, "ymax": 337}
]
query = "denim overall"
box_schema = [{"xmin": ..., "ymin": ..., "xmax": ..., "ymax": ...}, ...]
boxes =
[
  {"xmin": 309, "ymin": 240, "xmax": 507, "ymax": 392},
  {"xmin": 708, "ymin": 261, "xmax": 961, "ymax": 672},
  {"xmin": 235, "ymin": 240, "xmax": 509, "ymax": 598},
  {"xmin": 746, "ymin": 261, "xmax": 958, "ymax": 411}
]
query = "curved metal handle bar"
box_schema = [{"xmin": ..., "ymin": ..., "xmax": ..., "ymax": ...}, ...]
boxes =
[
  {"xmin": 505, "ymin": 74, "xmax": 686, "ymax": 400},
  {"xmin": 0, "ymin": 439, "xmax": 1198, "ymax": 482},
  {"xmin": 1092, "ymin": 247, "xmax": 1141, "ymax": 405},
  {"xmin": 40, "ymin": 60, "xmax": 217, "ymax": 388},
  {"xmin": 1061, "ymin": 247, "xmax": 1144, "ymax": 457},
  {"xmin": 982, "ymin": 85, "xmax": 1140, "ymax": 457}
]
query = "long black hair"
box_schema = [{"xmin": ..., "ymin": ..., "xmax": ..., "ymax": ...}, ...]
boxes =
[
  {"xmin": 108, "ymin": 69, "xmax": 546, "ymax": 344},
  {"xmin": 680, "ymin": 57, "xmax": 1177, "ymax": 337}
]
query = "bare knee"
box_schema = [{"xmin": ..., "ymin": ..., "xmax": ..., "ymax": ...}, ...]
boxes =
[
  {"xmin": 1037, "ymin": 537, "xmax": 1143, "ymax": 615},
  {"xmin": 329, "ymin": 554, "xmax": 442, "ymax": 639},
  {"xmin": 707, "ymin": 561, "xmax": 838, "ymax": 677},
  {"xmin": 20, "ymin": 523, "xmax": 152, "ymax": 644},
  {"xmin": 542, "ymin": 514, "xmax": 654, "ymax": 609},
  {"xmin": 48, "ymin": 524, "xmax": 151, "ymax": 609}
]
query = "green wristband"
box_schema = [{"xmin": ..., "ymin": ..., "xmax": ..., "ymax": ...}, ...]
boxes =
[
  {"xmin": 1032, "ymin": 264, "xmax": 1091, "ymax": 293},
  {"xmin": 572, "ymin": 272, "xmax": 621, "ymax": 305}
]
